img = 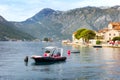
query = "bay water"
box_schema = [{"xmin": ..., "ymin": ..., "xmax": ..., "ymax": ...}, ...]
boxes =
[{"xmin": 0, "ymin": 41, "xmax": 120, "ymax": 80}]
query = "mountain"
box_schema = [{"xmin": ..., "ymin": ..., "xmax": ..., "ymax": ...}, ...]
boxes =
[
  {"xmin": 0, "ymin": 16, "xmax": 35, "ymax": 41},
  {"xmin": 14, "ymin": 6, "xmax": 120, "ymax": 40}
]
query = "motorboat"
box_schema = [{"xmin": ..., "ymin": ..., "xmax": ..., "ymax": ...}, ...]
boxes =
[{"xmin": 31, "ymin": 46, "xmax": 67, "ymax": 63}]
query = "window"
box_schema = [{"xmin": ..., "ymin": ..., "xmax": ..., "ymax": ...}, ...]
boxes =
[
  {"xmin": 109, "ymin": 33, "xmax": 111, "ymax": 36},
  {"xmin": 114, "ymin": 34, "xmax": 116, "ymax": 36}
]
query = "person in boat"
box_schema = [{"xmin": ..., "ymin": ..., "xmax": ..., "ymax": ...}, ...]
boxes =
[
  {"xmin": 43, "ymin": 50, "xmax": 50, "ymax": 57},
  {"xmin": 56, "ymin": 52, "xmax": 61, "ymax": 56},
  {"xmin": 53, "ymin": 52, "xmax": 61, "ymax": 57}
]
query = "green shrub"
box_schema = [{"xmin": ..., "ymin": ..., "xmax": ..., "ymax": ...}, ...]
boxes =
[{"xmin": 96, "ymin": 40, "xmax": 101, "ymax": 45}]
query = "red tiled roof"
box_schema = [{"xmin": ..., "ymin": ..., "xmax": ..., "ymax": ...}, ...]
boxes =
[
  {"xmin": 98, "ymin": 22, "xmax": 120, "ymax": 33},
  {"xmin": 73, "ymin": 32, "xmax": 77, "ymax": 34},
  {"xmin": 110, "ymin": 22, "xmax": 120, "ymax": 30},
  {"xmin": 110, "ymin": 22, "xmax": 120, "ymax": 26},
  {"xmin": 98, "ymin": 28, "xmax": 109, "ymax": 33}
]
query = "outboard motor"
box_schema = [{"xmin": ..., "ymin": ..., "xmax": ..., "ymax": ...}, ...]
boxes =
[
  {"xmin": 24, "ymin": 56, "xmax": 28, "ymax": 66},
  {"xmin": 24, "ymin": 56, "xmax": 28, "ymax": 62}
]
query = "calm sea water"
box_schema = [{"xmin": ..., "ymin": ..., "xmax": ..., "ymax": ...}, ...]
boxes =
[{"xmin": 0, "ymin": 41, "xmax": 120, "ymax": 80}]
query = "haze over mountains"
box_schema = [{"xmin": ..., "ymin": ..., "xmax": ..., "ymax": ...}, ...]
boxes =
[{"xmin": 0, "ymin": 6, "xmax": 120, "ymax": 41}]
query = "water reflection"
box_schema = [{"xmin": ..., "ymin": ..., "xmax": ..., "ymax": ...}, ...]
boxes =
[
  {"xmin": 100, "ymin": 48, "xmax": 120, "ymax": 61},
  {"xmin": 31, "ymin": 61, "xmax": 66, "ymax": 66},
  {"xmin": 24, "ymin": 62, "xmax": 28, "ymax": 66},
  {"xmin": 32, "ymin": 65, "xmax": 51, "ymax": 72},
  {"xmin": 95, "ymin": 48, "xmax": 120, "ymax": 80}
]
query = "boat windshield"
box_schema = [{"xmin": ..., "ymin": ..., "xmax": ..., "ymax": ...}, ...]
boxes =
[{"xmin": 42, "ymin": 46, "xmax": 63, "ymax": 56}]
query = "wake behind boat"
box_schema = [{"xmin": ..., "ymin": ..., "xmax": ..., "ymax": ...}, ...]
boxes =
[{"xmin": 31, "ymin": 46, "xmax": 67, "ymax": 63}]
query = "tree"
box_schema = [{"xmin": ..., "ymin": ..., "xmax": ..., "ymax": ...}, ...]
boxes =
[
  {"xmin": 74, "ymin": 28, "xmax": 96, "ymax": 43},
  {"xmin": 74, "ymin": 28, "xmax": 87, "ymax": 39},
  {"xmin": 81, "ymin": 29, "xmax": 96, "ymax": 42},
  {"xmin": 43, "ymin": 37, "xmax": 49, "ymax": 42},
  {"xmin": 96, "ymin": 40, "xmax": 101, "ymax": 45},
  {"xmin": 112, "ymin": 36, "xmax": 120, "ymax": 41}
]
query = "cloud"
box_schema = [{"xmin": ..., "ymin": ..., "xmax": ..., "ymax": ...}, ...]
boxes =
[
  {"xmin": 0, "ymin": 0, "xmax": 119, "ymax": 21},
  {"xmin": 74, "ymin": 0, "xmax": 119, "ymax": 7},
  {"xmin": 0, "ymin": 0, "xmax": 42, "ymax": 21}
]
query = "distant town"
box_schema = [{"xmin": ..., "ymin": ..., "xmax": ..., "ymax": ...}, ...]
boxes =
[{"xmin": 62, "ymin": 22, "xmax": 120, "ymax": 48}]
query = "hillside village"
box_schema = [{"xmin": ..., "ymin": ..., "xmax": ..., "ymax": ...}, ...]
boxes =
[{"xmin": 63, "ymin": 22, "xmax": 120, "ymax": 47}]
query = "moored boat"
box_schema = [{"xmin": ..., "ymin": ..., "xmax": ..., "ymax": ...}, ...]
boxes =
[
  {"xmin": 93, "ymin": 45, "xmax": 102, "ymax": 48},
  {"xmin": 71, "ymin": 51, "xmax": 80, "ymax": 53}
]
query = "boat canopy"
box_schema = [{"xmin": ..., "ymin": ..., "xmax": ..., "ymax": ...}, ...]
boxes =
[
  {"xmin": 44, "ymin": 46, "xmax": 57, "ymax": 49},
  {"xmin": 42, "ymin": 46, "xmax": 63, "ymax": 57}
]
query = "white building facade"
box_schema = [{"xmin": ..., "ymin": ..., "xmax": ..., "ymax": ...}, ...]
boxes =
[
  {"xmin": 98, "ymin": 22, "xmax": 120, "ymax": 41},
  {"xmin": 104, "ymin": 30, "xmax": 120, "ymax": 41}
]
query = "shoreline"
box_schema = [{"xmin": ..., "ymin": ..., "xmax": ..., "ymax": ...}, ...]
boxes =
[{"xmin": 62, "ymin": 42, "xmax": 120, "ymax": 48}]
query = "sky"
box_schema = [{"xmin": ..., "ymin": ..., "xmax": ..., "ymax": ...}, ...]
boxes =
[{"xmin": 0, "ymin": 0, "xmax": 119, "ymax": 21}]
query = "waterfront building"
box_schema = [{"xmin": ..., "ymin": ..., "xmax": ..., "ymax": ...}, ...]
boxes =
[{"xmin": 98, "ymin": 22, "xmax": 120, "ymax": 41}]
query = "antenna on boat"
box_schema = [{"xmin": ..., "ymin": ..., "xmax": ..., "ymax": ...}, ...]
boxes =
[{"xmin": 61, "ymin": 48, "xmax": 63, "ymax": 57}]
